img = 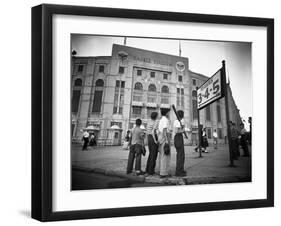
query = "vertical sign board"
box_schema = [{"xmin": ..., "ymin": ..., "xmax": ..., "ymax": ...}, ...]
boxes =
[
  {"xmin": 196, "ymin": 62, "xmax": 233, "ymax": 166},
  {"xmin": 197, "ymin": 69, "xmax": 224, "ymax": 110}
]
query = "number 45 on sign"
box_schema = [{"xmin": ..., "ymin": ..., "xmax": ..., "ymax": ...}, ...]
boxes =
[{"xmin": 197, "ymin": 69, "xmax": 223, "ymax": 110}]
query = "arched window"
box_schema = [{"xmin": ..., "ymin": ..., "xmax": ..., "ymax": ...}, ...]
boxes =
[
  {"xmin": 95, "ymin": 79, "xmax": 104, "ymax": 87},
  {"xmin": 148, "ymin": 84, "xmax": 156, "ymax": 92},
  {"xmin": 134, "ymin": 82, "xmax": 143, "ymax": 91},
  {"xmin": 192, "ymin": 90, "xmax": 197, "ymax": 98},
  {"xmin": 92, "ymin": 79, "xmax": 104, "ymax": 113},
  {"xmin": 72, "ymin": 78, "xmax": 82, "ymax": 113},
  {"xmin": 161, "ymin": 85, "xmax": 169, "ymax": 93},
  {"xmin": 74, "ymin": 78, "xmax": 82, "ymax": 86},
  {"xmin": 147, "ymin": 84, "xmax": 157, "ymax": 103}
]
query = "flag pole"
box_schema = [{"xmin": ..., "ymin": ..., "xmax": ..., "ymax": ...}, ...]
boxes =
[{"xmin": 222, "ymin": 60, "xmax": 234, "ymax": 167}]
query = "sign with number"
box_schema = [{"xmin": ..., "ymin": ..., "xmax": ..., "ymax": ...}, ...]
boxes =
[{"xmin": 197, "ymin": 69, "xmax": 224, "ymax": 110}]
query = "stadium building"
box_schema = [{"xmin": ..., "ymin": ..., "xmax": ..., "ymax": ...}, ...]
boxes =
[{"xmin": 71, "ymin": 44, "xmax": 242, "ymax": 145}]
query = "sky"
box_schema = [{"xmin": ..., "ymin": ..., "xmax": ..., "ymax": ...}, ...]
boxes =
[{"xmin": 72, "ymin": 35, "xmax": 252, "ymax": 129}]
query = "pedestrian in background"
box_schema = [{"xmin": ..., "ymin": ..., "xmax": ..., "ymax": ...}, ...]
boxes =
[
  {"xmin": 82, "ymin": 130, "xmax": 89, "ymax": 151},
  {"xmin": 89, "ymin": 133, "xmax": 95, "ymax": 149},
  {"xmin": 213, "ymin": 129, "xmax": 218, "ymax": 149},
  {"xmin": 126, "ymin": 119, "xmax": 145, "ymax": 175},
  {"xmin": 230, "ymin": 122, "xmax": 240, "ymax": 159},
  {"xmin": 157, "ymin": 108, "xmax": 171, "ymax": 178},
  {"xmin": 240, "ymin": 123, "xmax": 250, "ymax": 157},
  {"xmin": 173, "ymin": 110, "xmax": 186, "ymax": 177},
  {"xmin": 202, "ymin": 128, "xmax": 209, "ymax": 153},
  {"xmin": 145, "ymin": 112, "xmax": 159, "ymax": 175},
  {"xmin": 123, "ymin": 130, "xmax": 131, "ymax": 150}
]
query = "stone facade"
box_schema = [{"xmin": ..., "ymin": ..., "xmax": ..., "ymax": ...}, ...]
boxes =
[{"xmin": 71, "ymin": 44, "xmax": 242, "ymax": 146}]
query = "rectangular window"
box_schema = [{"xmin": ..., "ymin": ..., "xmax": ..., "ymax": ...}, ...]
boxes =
[
  {"xmin": 132, "ymin": 106, "xmax": 142, "ymax": 118},
  {"xmin": 78, "ymin": 65, "xmax": 84, "ymax": 72},
  {"xmin": 163, "ymin": 73, "xmax": 168, "ymax": 80},
  {"xmin": 206, "ymin": 105, "xmax": 211, "ymax": 121},
  {"xmin": 177, "ymin": 96, "xmax": 180, "ymax": 106},
  {"xmin": 72, "ymin": 90, "xmax": 81, "ymax": 113},
  {"xmin": 181, "ymin": 88, "xmax": 184, "ymax": 94},
  {"xmin": 192, "ymin": 100, "xmax": 198, "ymax": 120},
  {"xmin": 150, "ymin": 71, "xmax": 155, "ymax": 78},
  {"xmin": 181, "ymin": 97, "xmax": 184, "ymax": 107},
  {"xmin": 119, "ymin": 94, "xmax": 124, "ymax": 114},
  {"xmin": 119, "ymin": 66, "xmax": 125, "ymax": 74},
  {"xmin": 217, "ymin": 104, "xmax": 221, "ymax": 122},
  {"xmin": 161, "ymin": 96, "xmax": 169, "ymax": 104},
  {"xmin": 92, "ymin": 90, "xmax": 103, "ymax": 113},
  {"xmin": 137, "ymin": 69, "xmax": 142, "ymax": 76},
  {"xmin": 113, "ymin": 82, "xmax": 125, "ymax": 114},
  {"xmin": 119, "ymin": 107, "xmax": 123, "ymax": 114},
  {"xmin": 177, "ymin": 88, "xmax": 180, "ymax": 94},
  {"xmin": 99, "ymin": 65, "xmax": 104, "ymax": 73},
  {"xmin": 178, "ymin": 75, "xmax": 183, "ymax": 82},
  {"xmin": 133, "ymin": 92, "xmax": 143, "ymax": 102},
  {"xmin": 192, "ymin": 79, "xmax": 196, "ymax": 86},
  {"xmin": 147, "ymin": 94, "xmax": 157, "ymax": 103}
]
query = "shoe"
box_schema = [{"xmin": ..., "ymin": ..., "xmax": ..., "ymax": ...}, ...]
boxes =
[
  {"xmin": 136, "ymin": 171, "xmax": 145, "ymax": 176},
  {"xmin": 175, "ymin": 172, "xmax": 186, "ymax": 177}
]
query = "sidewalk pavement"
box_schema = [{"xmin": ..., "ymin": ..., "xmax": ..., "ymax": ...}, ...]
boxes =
[{"xmin": 72, "ymin": 144, "xmax": 251, "ymax": 186}]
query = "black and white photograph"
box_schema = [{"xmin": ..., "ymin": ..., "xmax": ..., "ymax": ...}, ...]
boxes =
[{"xmin": 71, "ymin": 35, "xmax": 252, "ymax": 190}]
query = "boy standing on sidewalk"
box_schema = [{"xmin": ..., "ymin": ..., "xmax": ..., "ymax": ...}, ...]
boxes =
[
  {"xmin": 173, "ymin": 110, "xmax": 186, "ymax": 177},
  {"xmin": 126, "ymin": 119, "xmax": 145, "ymax": 175}
]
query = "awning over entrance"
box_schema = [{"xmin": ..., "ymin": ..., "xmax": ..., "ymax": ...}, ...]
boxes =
[
  {"xmin": 84, "ymin": 125, "xmax": 100, "ymax": 131},
  {"xmin": 108, "ymin": 125, "xmax": 122, "ymax": 130}
]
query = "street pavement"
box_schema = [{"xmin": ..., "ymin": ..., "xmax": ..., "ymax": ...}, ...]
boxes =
[{"xmin": 72, "ymin": 144, "xmax": 251, "ymax": 188}]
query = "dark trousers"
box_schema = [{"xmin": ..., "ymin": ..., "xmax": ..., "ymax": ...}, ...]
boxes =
[
  {"xmin": 82, "ymin": 138, "xmax": 89, "ymax": 150},
  {"xmin": 174, "ymin": 133, "xmax": 185, "ymax": 174},
  {"xmin": 231, "ymin": 138, "xmax": 240, "ymax": 159},
  {"xmin": 241, "ymin": 135, "xmax": 250, "ymax": 156},
  {"xmin": 127, "ymin": 144, "xmax": 142, "ymax": 173},
  {"xmin": 146, "ymin": 134, "xmax": 158, "ymax": 175}
]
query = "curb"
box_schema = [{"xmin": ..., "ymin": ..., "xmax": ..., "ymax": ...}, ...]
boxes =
[
  {"xmin": 73, "ymin": 165, "xmax": 145, "ymax": 183},
  {"xmin": 73, "ymin": 165, "xmax": 250, "ymax": 185}
]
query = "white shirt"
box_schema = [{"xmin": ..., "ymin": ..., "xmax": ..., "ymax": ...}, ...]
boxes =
[
  {"xmin": 158, "ymin": 116, "xmax": 169, "ymax": 133},
  {"xmin": 83, "ymin": 131, "xmax": 89, "ymax": 138},
  {"xmin": 173, "ymin": 119, "xmax": 185, "ymax": 129},
  {"xmin": 213, "ymin": 132, "xmax": 218, "ymax": 138}
]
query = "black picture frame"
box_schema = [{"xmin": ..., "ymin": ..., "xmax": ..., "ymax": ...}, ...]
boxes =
[{"xmin": 31, "ymin": 4, "xmax": 274, "ymax": 222}]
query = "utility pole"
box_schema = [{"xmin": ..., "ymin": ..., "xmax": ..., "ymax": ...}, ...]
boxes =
[{"xmin": 196, "ymin": 87, "xmax": 202, "ymax": 158}]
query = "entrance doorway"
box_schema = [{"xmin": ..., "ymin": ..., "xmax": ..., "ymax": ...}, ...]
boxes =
[{"xmin": 113, "ymin": 131, "xmax": 122, "ymax": 145}]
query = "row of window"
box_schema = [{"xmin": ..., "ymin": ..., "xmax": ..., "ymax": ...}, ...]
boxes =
[
  {"xmin": 73, "ymin": 78, "xmax": 104, "ymax": 87},
  {"xmin": 77, "ymin": 64, "xmax": 198, "ymax": 86},
  {"xmin": 73, "ymin": 77, "xmax": 185, "ymax": 96},
  {"xmin": 72, "ymin": 78, "xmax": 221, "ymax": 122},
  {"xmin": 133, "ymin": 82, "xmax": 170, "ymax": 93}
]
